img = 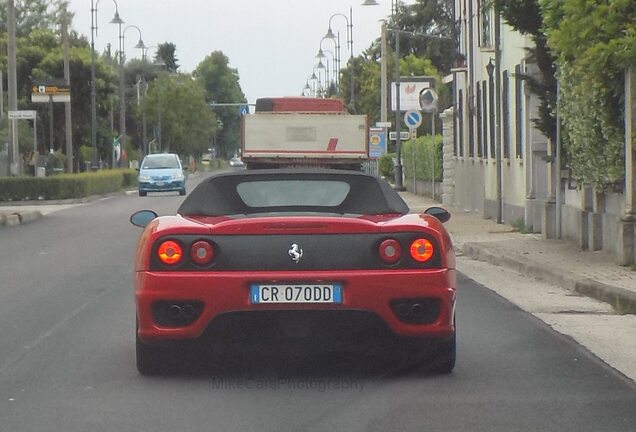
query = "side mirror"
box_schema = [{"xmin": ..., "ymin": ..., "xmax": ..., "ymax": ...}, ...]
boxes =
[
  {"xmin": 424, "ymin": 206, "xmax": 451, "ymax": 223},
  {"xmin": 130, "ymin": 210, "xmax": 158, "ymax": 228}
]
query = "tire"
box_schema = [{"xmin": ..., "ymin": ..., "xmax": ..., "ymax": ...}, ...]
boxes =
[
  {"xmin": 139, "ymin": 191, "xmax": 147, "ymax": 197},
  {"xmin": 428, "ymin": 330, "xmax": 456, "ymax": 374},
  {"xmin": 179, "ymin": 188, "xmax": 186, "ymax": 196},
  {"xmin": 398, "ymin": 318, "xmax": 456, "ymax": 375},
  {"xmin": 136, "ymin": 332, "xmax": 171, "ymax": 376}
]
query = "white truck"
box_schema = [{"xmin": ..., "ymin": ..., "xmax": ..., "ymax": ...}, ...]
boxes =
[{"xmin": 241, "ymin": 97, "xmax": 369, "ymax": 170}]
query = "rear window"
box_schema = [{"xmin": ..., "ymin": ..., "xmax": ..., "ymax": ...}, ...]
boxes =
[
  {"xmin": 142, "ymin": 155, "xmax": 180, "ymax": 169},
  {"xmin": 236, "ymin": 180, "xmax": 350, "ymax": 208}
]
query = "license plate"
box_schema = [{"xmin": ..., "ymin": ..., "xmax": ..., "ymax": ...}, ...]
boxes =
[
  {"xmin": 155, "ymin": 181, "xmax": 165, "ymax": 186},
  {"xmin": 250, "ymin": 283, "xmax": 342, "ymax": 304}
]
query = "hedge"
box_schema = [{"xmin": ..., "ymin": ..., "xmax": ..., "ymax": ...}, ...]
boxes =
[
  {"xmin": 401, "ymin": 135, "xmax": 444, "ymax": 182},
  {"xmin": 0, "ymin": 169, "xmax": 138, "ymax": 201}
]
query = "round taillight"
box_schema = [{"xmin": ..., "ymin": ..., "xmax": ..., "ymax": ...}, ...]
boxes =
[
  {"xmin": 410, "ymin": 238, "xmax": 434, "ymax": 262},
  {"xmin": 190, "ymin": 240, "xmax": 214, "ymax": 266},
  {"xmin": 157, "ymin": 240, "xmax": 183, "ymax": 265},
  {"xmin": 379, "ymin": 239, "xmax": 402, "ymax": 264}
]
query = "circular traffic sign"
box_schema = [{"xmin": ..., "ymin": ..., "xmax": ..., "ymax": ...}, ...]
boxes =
[{"xmin": 404, "ymin": 110, "xmax": 423, "ymax": 129}]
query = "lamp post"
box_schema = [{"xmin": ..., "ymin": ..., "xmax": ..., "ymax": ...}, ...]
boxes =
[
  {"xmin": 115, "ymin": 24, "xmax": 145, "ymax": 167},
  {"xmin": 305, "ymin": 72, "xmax": 318, "ymax": 96},
  {"xmin": 152, "ymin": 56, "xmax": 167, "ymax": 152},
  {"xmin": 393, "ymin": 26, "xmax": 405, "ymax": 190},
  {"xmin": 316, "ymin": 47, "xmax": 337, "ymax": 94},
  {"xmin": 91, "ymin": 0, "xmax": 122, "ymax": 169},
  {"xmin": 324, "ymin": 7, "xmax": 355, "ymax": 111},
  {"xmin": 140, "ymin": 46, "xmax": 164, "ymax": 155},
  {"xmin": 315, "ymin": 59, "xmax": 327, "ymax": 97}
]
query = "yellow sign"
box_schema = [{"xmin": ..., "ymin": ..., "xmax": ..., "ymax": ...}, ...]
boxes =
[{"xmin": 31, "ymin": 85, "xmax": 70, "ymax": 95}]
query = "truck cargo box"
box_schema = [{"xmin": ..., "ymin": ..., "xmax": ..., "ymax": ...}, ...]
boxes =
[
  {"xmin": 255, "ymin": 97, "xmax": 346, "ymax": 113},
  {"xmin": 241, "ymin": 112, "xmax": 368, "ymax": 164}
]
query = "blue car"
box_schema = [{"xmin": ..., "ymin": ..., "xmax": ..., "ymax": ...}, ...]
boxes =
[{"xmin": 138, "ymin": 153, "xmax": 186, "ymax": 197}]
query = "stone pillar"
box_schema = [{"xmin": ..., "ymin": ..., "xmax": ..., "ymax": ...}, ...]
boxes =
[
  {"xmin": 542, "ymin": 137, "xmax": 557, "ymax": 239},
  {"xmin": 579, "ymin": 186, "xmax": 594, "ymax": 250},
  {"xmin": 440, "ymin": 108, "xmax": 456, "ymax": 207},
  {"xmin": 589, "ymin": 190, "xmax": 604, "ymax": 251},
  {"xmin": 618, "ymin": 66, "xmax": 636, "ymax": 265}
]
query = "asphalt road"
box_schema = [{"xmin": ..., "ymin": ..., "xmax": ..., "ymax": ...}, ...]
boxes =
[{"xmin": 1, "ymin": 174, "xmax": 635, "ymax": 432}]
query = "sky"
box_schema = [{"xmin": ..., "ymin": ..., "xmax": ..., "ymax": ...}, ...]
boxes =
[{"xmin": 66, "ymin": 0, "xmax": 398, "ymax": 105}]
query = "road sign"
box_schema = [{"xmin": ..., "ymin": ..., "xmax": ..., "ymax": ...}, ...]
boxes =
[
  {"xmin": 404, "ymin": 110, "xmax": 423, "ymax": 129},
  {"xmin": 390, "ymin": 77, "xmax": 436, "ymax": 111},
  {"xmin": 375, "ymin": 121, "xmax": 392, "ymax": 128},
  {"xmin": 31, "ymin": 80, "xmax": 71, "ymax": 103},
  {"xmin": 8, "ymin": 110, "xmax": 36, "ymax": 120},
  {"xmin": 368, "ymin": 127, "xmax": 387, "ymax": 158},
  {"xmin": 389, "ymin": 131, "xmax": 410, "ymax": 141}
]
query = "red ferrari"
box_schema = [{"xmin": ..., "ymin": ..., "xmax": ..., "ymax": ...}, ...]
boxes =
[{"xmin": 131, "ymin": 169, "xmax": 456, "ymax": 375}]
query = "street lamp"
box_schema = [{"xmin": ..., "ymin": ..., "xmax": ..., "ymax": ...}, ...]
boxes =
[
  {"xmin": 114, "ymin": 24, "xmax": 145, "ymax": 167},
  {"xmin": 316, "ymin": 46, "xmax": 337, "ymax": 93},
  {"xmin": 91, "ymin": 0, "xmax": 122, "ymax": 169},
  {"xmin": 304, "ymin": 72, "xmax": 318, "ymax": 96},
  {"xmin": 324, "ymin": 7, "xmax": 355, "ymax": 111},
  {"xmin": 139, "ymin": 46, "xmax": 164, "ymax": 156}
]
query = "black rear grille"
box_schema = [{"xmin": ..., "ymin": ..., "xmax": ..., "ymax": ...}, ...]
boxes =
[{"xmin": 150, "ymin": 233, "xmax": 442, "ymax": 271}]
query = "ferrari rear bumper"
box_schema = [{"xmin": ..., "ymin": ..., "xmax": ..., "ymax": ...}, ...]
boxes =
[{"xmin": 135, "ymin": 269, "xmax": 456, "ymax": 344}]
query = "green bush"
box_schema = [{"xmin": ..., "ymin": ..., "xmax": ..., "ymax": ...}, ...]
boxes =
[
  {"xmin": 401, "ymin": 135, "xmax": 443, "ymax": 182},
  {"xmin": 0, "ymin": 169, "xmax": 137, "ymax": 201},
  {"xmin": 540, "ymin": 0, "xmax": 635, "ymax": 189},
  {"xmin": 379, "ymin": 153, "xmax": 395, "ymax": 179},
  {"xmin": 78, "ymin": 145, "xmax": 93, "ymax": 164},
  {"xmin": 46, "ymin": 151, "xmax": 68, "ymax": 174}
]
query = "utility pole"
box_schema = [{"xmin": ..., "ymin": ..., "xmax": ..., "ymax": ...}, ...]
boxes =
[
  {"xmin": 394, "ymin": 27, "xmax": 405, "ymax": 190},
  {"xmin": 380, "ymin": 22, "xmax": 388, "ymax": 124},
  {"xmin": 62, "ymin": 10, "xmax": 73, "ymax": 173},
  {"xmin": 7, "ymin": 0, "xmax": 19, "ymax": 175},
  {"xmin": 494, "ymin": 3, "xmax": 503, "ymax": 223}
]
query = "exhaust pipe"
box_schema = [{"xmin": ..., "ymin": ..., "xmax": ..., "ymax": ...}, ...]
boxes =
[
  {"xmin": 182, "ymin": 304, "xmax": 196, "ymax": 319},
  {"xmin": 396, "ymin": 304, "xmax": 411, "ymax": 318},
  {"xmin": 410, "ymin": 303, "xmax": 425, "ymax": 317},
  {"xmin": 167, "ymin": 304, "xmax": 183, "ymax": 319}
]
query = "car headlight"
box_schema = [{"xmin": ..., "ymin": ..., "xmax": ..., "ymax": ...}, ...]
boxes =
[
  {"xmin": 172, "ymin": 172, "xmax": 184, "ymax": 180},
  {"xmin": 139, "ymin": 175, "xmax": 150, "ymax": 181}
]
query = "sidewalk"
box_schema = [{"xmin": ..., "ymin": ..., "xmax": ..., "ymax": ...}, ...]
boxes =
[
  {"xmin": 399, "ymin": 190, "xmax": 636, "ymax": 315},
  {"xmin": 0, "ymin": 202, "xmax": 84, "ymax": 227}
]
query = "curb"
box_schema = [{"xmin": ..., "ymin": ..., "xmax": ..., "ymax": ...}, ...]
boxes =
[
  {"xmin": 462, "ymin": 242, "xmax": 636, "ymax": 315},
  {"xmin": 0, "ymin": 211, "xmax": 44, "ymax": 228}
]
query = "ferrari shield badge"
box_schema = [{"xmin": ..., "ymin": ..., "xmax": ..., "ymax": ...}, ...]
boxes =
[{"xmin": 288, "ymin": 243, "xmax": 303, "ymax": 263}]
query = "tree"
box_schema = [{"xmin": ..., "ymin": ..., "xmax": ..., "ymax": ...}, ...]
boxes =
[
  {"xmin": 194, "ymin": 51, "xmax": 246, "ymax": 159},
  {"xmin": 156, "ymin": 42, "xmax": 179, "ymax": 73},
  {"xmin": 141, "ymin": 73, "xmax": 217, "ymax": 156},
  {"xmin": 539, "ymin": 0, "xmax": 635, "ymax": 189},
  {"xmin": 340, "ymin": 49, "xmax": 447, "ymax": 131},
  {"xmin": 497, "ymin": 0, "xmax": 557, "ymax": 143},
  {"xmin": 387, "ymin": 0, "xmax": 456, "ymax": 74},
  {"xmin": 0, "ymin": 26, "xmax": 116, "ymax": 161},
  {"xmin": 0, "ymin": 0, "xmax": 69, "ymax": 36}
]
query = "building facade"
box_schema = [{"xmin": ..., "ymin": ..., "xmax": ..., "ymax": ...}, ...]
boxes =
[{"xmin": 443, "ymin": 0, "xmax": 636, "ymax": 265}]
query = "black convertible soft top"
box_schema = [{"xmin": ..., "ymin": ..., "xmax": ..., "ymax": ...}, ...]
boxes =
[{"xmin": 178, "ymin": 169, "xmax": 410, "ymax": 216}]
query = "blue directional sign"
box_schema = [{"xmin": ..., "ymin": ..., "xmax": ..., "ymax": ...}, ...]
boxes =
[
  {"xmin": 368, "ymin": 127, "xmax": 387, "ymax": 158},
  {"xmin": 404, "ymin": 110, "xmax": 423, "ymax": 129},
  {"xmin": 239, "ymin": 105, "xmax": 249, "ymax": 116}
]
